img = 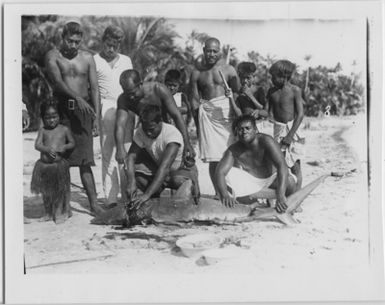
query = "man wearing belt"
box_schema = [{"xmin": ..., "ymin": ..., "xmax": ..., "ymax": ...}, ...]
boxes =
[
  {"xmin": 45, "ymin": 20, "xmax": 104, "ymax": 215},
  {"xmin": 94, "ymin": 25, "xmax": 133, "ymax": 206}
]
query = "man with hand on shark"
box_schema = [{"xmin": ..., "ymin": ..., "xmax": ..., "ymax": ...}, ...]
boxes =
[{"xmin": 214, "ymin": 114, "xmax": 302, "ymax": 213}]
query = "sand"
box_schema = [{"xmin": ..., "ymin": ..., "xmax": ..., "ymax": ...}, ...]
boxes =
[{"xmin": 23, "ymin": 115, "xmax": 370, "ymax": 274}]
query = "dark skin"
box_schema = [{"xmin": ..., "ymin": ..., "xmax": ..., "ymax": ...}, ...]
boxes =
[
  {"xmin": 125, "ymin": 121, "xmax": 181, "ymax": 210},
  {"xmin": 45, "ymin": 30, "xmax": 104, "ymax": 215},
  {"xmin": 189, "ymin": 38, "xmax": 241, "ymax": 188},
  {"xmin": 115, "ymin": 80, "xmax": 194, "ymax": 164},
  {"xmin": 267, "ymin": 75, "xmax": 304, "ymax": 148},
  {"xmin": 35, "ymin": 107, "xmax": 75, "ymax": 163},
  {"xmin": 215, "ymin": 120, "xmax": 297, "ymax": 213}
]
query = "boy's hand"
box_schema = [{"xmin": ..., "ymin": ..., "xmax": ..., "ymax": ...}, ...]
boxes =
[
  {"xmin": 183, "ymin": 143, "xmax": 196, "ymax": 159},
  {"xmin": 48, "ymin": 149, "xmax": 57, "ymax": 160},
  {"xmin": 115, "ymin": 148, "xmax": 126, "ymax": 164},
  {"xmin": 282, "ymin": 135, "xmax": 293, "ymax": 146},
  {"xmin": 129, "ymin": 193, "xmax": 151, "ymax": 211}
]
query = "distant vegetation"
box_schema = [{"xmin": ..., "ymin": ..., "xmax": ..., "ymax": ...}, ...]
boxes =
[{"xmin": 22, "ymin": 15, "xmax": 365, "ymax": 131}]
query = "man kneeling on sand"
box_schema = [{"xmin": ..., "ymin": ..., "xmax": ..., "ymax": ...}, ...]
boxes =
[
  {"xmin": 125, "ymin": 105, "xmax": 199, "ymax": 211},
  {"xmin": 214, "ymin": 115, "xmax": 301, "ymax": 213}
]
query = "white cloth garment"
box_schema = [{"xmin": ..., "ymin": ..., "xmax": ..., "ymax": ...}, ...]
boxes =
[
  {"xmin": 198, "ymin": 95, "xmax": 235, "ymax": 162},
  {"xmin": 133, "ymin": 122, "xmax": 184, "ymax": 171},
  {"xmin": 95, "ymin": 53, "xmax": 133, "ymax": 203}
]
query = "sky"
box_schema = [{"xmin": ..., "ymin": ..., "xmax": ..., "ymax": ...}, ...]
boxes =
[{"xmin": 170, "ymin": 18, "xmax": 366, "ymax": 76}]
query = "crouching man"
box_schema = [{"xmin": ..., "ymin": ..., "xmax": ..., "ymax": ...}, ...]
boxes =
[
  {"xmin": 214, "ymin": 114, "xmax": 301, "ymax": 213},
  {"xmin": 125, "ymin": 105, "xmax": 199, "ymax": 211}
]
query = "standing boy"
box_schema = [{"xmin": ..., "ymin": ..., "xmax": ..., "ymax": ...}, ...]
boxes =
[{"xmin": 267, "ymin": 60, "xmax": 304, "ymax": 167}]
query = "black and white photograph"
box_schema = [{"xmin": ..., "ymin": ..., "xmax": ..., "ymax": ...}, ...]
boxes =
[{"xmin": 3, "ymin": 1, "xmax": 384, "ymax": 303}]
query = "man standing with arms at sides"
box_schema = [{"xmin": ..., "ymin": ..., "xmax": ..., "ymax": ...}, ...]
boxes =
[
  {"xmin": 94, "ymin": 25, "xmax": 133, "ymax": 206},
  {"xmin": 115, "ymin": 69, "xmax": 195, "ymax": 167},
  {"xmin": 45, "ymin": 21, "xmax": 104, "ymax": 215},
  {"xmin": 189, "ymin": 37, "xmax": 241, "ymax": 191}
]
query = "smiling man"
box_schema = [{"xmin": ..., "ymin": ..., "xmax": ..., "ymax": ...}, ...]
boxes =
[
  {"xmin": 214, "ymin": 115, "xmax": 300, "ymax": 213},
  {"xmin": 189, "ymin": 37, "xmax": 241, "ymax": 190},
  {"xmin": 94, "ymin": 25, "xmax": 133, "ymax": 206},
  {"xmin": 124, "ymin": 105, "xmax": 199, "ymax": 210}
]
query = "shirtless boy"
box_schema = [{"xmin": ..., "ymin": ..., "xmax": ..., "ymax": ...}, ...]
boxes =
[
  {"xmin": 31, "ymin": 102, "xmax": 75, "ymax": 223},
  {"xmin": 45, "ymin": 21, "xmax": 104, "ymax": 215},
  {"xmin": 189, "ymin": 37, "xmax": 241, "ymax": 188},
  {"xmin": 267, "ymin": 60, "xmax": 304, "ymax": 166}
]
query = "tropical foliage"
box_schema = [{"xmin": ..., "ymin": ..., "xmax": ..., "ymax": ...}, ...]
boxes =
[{"xmin": 21, "ymin": 15, "xmax": 364, "ymax": 130}]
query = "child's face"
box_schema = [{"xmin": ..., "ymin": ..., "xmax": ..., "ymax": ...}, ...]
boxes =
[
  {"xmin": 240, "ymin": 72, "xmax": 256, "ymax": 88},
  {"xmin": 101, "ymin": 37, "xmax": 120, "ymax": 61},
  {"xmin": 43, "ymin": 107, "xmax": 60, "ymax": 129},
  {"xmin": 165, "ymin": 80, "xmax": 180, "ymax": 95},
  {"xmin": 271, "ymin": 74, "xmax": 286, "ymax": 88}
]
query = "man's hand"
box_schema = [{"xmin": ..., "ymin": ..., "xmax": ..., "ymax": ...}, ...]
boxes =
[
  {"xmin": 276, "ymin": 197, "xmax": 288, "ymax": 214},
  {"xmin": 251, "ymin": 109, "xmax": 260, "ymax": 119},
  {"xmin": 129, "ymin": 193, "xmax": 151, "ymax": 211},
  {"xmin": 76, "ymin": 97, "xmax": 96, "ymax": 117},
  {"xmin": 126, "ymin": 183, "xmax": 138, "ymax": 202},
  {"xmin": 225, "ymin": 88, "xmax": 233, "ymax": 99},
  {"xmin": 92, "ymin": 120, "xmax": 99, "ymax": 137},
  {"xmin": 115, "ymin": 148, "xmax": 127, "ymax": 164},
  {"xmin": 220, "ymin": 193, "xmax": 238, "ymax": 208},
  {"xmin": 48, "ymin": 149, "xmax": 57, "ymax": 160},
  {"xmin": 183, "ymin": 143, "xmax": 196, "ymax": 159},
  {"xmin": 22, "ymin": 109, "xmax": 30, "ymax": 131}
]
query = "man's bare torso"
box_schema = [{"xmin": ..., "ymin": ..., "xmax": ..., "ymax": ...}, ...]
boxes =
[
  {"xmin": 49, "ymin": 49, "xmax": 90, "ymax": 99},
  {"xmin": 230, "ymin": 135, "xmax": 274, "ymax": 179},
  {"xmin": 197, "ymin": 64, "xmax": 231, "ymax": 100},
  {"xmin": 269, "ymin": 84, "xmax": 297, "ymax": 123}
]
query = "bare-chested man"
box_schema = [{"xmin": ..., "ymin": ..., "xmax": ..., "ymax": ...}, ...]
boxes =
[
  {"xmin": 190, "ymin": 37, "xmax": 241, "ymax": 189},
  {"xmin": 215, "ymin": 115, "xmax": 301, "ymax": 213},
  {"xmin": 45, "ymin": 21, "xmax": 104, "ymax": 215},
  {"xmin": 115, "ymin": 69, "xmax": 195, "ymax": 166}
]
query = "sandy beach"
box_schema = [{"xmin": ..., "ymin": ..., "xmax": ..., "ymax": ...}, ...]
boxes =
[{"xmin": 23, "ymin": 114, "xmax": 369, "ymax": 275}]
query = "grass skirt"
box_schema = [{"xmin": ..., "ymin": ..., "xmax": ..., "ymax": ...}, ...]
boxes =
[{"xmin": 30, "ymin": 159, "xmax": 71, "ymax": 223}]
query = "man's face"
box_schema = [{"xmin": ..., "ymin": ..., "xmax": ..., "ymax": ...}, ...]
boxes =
[
  {"xmin": 142, "ymin": 120, "xmax": 162, "ymax": 139},
  {"xmin": 237, "ymin": 120, "xmax": 257, "ymax": 143},
  {"xmin": 43, "ymin": 107, "xmax": 60, "ymax": 129},
  {"xmin": 165, "ymin": 80, "xmax": 180, "ymax": 95},
  {"xmin": 203, "ymin": 41, "xmax": 221, "ymax": 65},
  {"xmin": 101, "ymin": 37, "xmax": 120, "ymax": 61},
  {"xmin": 62, "ymin": 34, "xmax": 82, "ymax": 57},
  {"xmin": 122, "ymin": 79, "xmax": 142, "ymax": 103}
]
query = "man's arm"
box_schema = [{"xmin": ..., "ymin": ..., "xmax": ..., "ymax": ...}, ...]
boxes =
[
  {"xmin": 283, "ymin": 86, "xmax": 304, "ymax": 146},
  {"xmin": 125, "ymin": 141, "xmax": 141, "ymax": 200},
  {"xmin": 214, "ymin": 148, "xmax": 238, "ymax": 208},
  {"xmin": 62, "ymin": 126, "xmax": 75, "ymax": 151},
  {"xmin": 157, "ymin": 84, "xmax": 195, "ymax": 157},
  {"xmin": 225, "ymin": 65, "xmax": 242, "ymax": 116},
  {"xmin": 88, "ymin": 54, "xmax": 100, "ymax": 134},
  {"xmin": 115, "ymin": 104, "xmax": 130, "ymax": 164},
  {"xmin": 131, "ymin": 142, "xmax": 180, "ymax": 209},
  {"xmin": 263, "ymin": 136, "xmax": 289, "ymax": 213},
  {"xmin": 189, "ymin": 70, "xmax": 201, "ymax": 114}
]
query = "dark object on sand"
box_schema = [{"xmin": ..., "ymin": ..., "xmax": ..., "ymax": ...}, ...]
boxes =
[{"xmin": 91, "ymin": 175, "xmax": 329, "ymax": 227}]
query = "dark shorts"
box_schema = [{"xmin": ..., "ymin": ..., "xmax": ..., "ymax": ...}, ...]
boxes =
[{"xmin": 56, "ymin": 95, "xmax": 95, "ymax": 167}]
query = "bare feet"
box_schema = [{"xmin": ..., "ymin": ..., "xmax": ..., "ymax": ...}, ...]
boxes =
[
  {"xmin": 37, "ymin": 215, "xmax": 53, "ymax": 222},
  {"xmin": 290, "ymin": 159, "xmax": 303, "ymax": 191}
]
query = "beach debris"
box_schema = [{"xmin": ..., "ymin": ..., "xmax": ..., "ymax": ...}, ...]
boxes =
[{"xmin": 92, "ymin": 174, "xmax": 329, "ymax": 227}]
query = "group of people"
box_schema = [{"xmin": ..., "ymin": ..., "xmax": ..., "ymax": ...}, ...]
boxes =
[{"xmin": 29, "ymin": 20, "xmax": 304, "ymax": 224}]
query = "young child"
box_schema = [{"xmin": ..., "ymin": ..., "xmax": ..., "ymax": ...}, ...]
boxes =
[
  {"xmin": 267, "ymin": 60, "xmax": 304, "ymax": 167},
  {"xmin": 236, "ymin": 62, "xmax": 270, "ymax": 133},
  {"xmin": 164, "ymin": 69, "xmax": 192, "ymax": 127},
  {"xmin": 30, "ymin": 101, "xmax": 75, "ymax": 224}
]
